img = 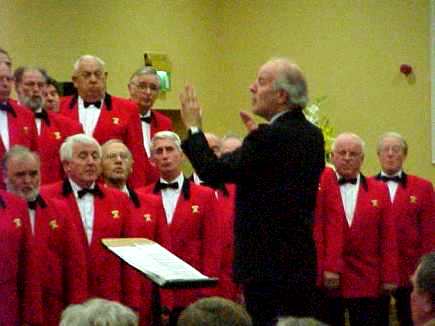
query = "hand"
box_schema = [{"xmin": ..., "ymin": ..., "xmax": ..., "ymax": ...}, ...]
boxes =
[
  {"xmin": 240, "ymin": 111, "xmax": 258, "ymax": 132},
  {"xmin": 179, "ymin": 85, "xmax": 202, "ymax": 129},
  {"xmin": 382, "ymin": 283, "xmax": 397, "ymax": 295},
  {"xmin": 323, "ymin": 271, "xmax": 340, "ymax": 289}
]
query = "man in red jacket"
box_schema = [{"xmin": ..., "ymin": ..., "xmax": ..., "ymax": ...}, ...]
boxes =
[
  {"xmin": 0, "ymin": 62, "xmax": 38, "ymax": 189},
  {"xmin": 14, "ymin": 66, "xmax": 82, "ymax": 184},
  {"xmin": 127, "ymin": 66, "xmax": 173, "ymax": 187},
  {"xmin": 3, "ymin": 145, "xmax": 88, "ymax": 325},
  {"xmin": 315, "ymin": 132, "xmax": 399, "ymax": 326},
  {"xmin": 374, "ymin": 132, "xmax": 435, "ymax": 326}
]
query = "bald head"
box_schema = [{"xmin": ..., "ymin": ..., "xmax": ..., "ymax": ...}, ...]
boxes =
[{"xmin": 331, "ymin": 132, "xmax": 365, "ymax": 179}]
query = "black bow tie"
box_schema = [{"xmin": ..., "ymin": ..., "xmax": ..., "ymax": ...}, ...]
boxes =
[
  {"xmin": 34, "ymin": 110, "xmax": 48, "ymax": 121},
  {"xmin": 77, "ymin": 185, "xmax": 103, "ymax": 199},
  {"xmin": 156, "ymin": 181, "xmax": 179, "ymax": 191},
  {"xmin": 338, "ymin": 177, "xmax": 357, "ymax": 185},
  {"xmin": 28, "ymin": 199, "xmax": 38, "ymax": 210},
  {"xmin": 83, "ymin": 100, "xmax": 101, "ymax": 108},
  {"xmin": 140, "ymin": 115, "xmax": 152, "ymax": 123},
  {"xmin": 0, "ymin": 102, "xmax": 12, "ymax": 112},
  {"xmin": 379, "ymin": 175, "xmax": 403, "ymax": 183}
]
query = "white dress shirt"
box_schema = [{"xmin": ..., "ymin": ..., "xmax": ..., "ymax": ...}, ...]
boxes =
[
  {"xmin": 160, "ymin": 173, "xmax": 184, "ymax": 225},
  {"xmin": 140, "ymin": 111, "xmax": 152, "ymax": 157},
  {"xmin": 34, "ymin": 107, "xmax": 43, "ymax": 135},
  {"xmin": 70, "ymin": 179, "xmax": 95, "ymax": 244},
  {"xmin": 28, "ymin": 208, "xmax": 36, "ymax": 235},
  {"xmin": 0, "ymin": 108, "xmax": 9, "ymax": 150},
  {"xmin": 78, "ymin": 96, "xmax": 101, "ymax": 136},
  {"xmin": 381, "ymin": 170, "xmax": 402, "ymax": 202},
  {"xmin": 337, "ymin": 173, "xmax": 360, "ymax": 227}
]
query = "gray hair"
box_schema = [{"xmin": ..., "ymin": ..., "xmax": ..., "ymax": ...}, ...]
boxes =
[
  {"xmin": 60, "ymin": 134, "xmax": 101, "ymax": 161},
  {"xmin": 270, "ymin": 58, "xmax": 308, "ymax": 109},
  {"xmin": 2, "ymin": 145, "xmax": 40, "ymax": 174},
  {"xmin": 73, "ymin": 55, "xmax": 106, "ymax": 75},
  {"xmin": 60, "ymin": 298, "xmax": 138, "ymax": 326},
  {"xmin": 331, "ymin": 132, "xmax": 366, "ymax": 153},
  {"xmin": 377, "ymin": 131, "xmax": 408, "ymax": 156},
  {"xmin": 101, "ymin": 139, "xmax": 132, "ymax": 158},
  {"xmin": 151, "ymin": 131, "xmax": 182, "ymax": 153},
  {"xmin": 129, "ymin": 66, "xmax": 161, "ymax": 85},
  {"xmin": 276, "ymin": 316, "xmax": 328, "ymax": 326},
  {"xmin": 13, "ymin": 66, "xmax": 47, "ymax": 85},
  {"xmin": 416, "ymin": 252, "xmax": 435, "ymax": 304}
]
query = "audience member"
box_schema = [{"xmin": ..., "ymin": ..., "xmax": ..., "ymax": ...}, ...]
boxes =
[
  {"xmin": 141, "ymin": 131, "xmax": 221, "ymax": 310},
  {"xmin": 3, "ymin": 145, "xmax": 88, "ymax": 325},
  {"xmin": 101, "ymin": 139, "xmax": 171, "ymax": 325},
  {"xmin": 180, "ymin": 58, "xmax": 325, "ymax": 325},
  {"xmin": 373, "ymin": 132, "xmax": 435, "ymax": 326},
  {"xmin": 410, "ymin": 252, "xmax": 435, "ymax": 326},
  {"xmin": 221, "ymin": 134, "xmax": 242, "ymax": 154},
  {"xmin": 14, "ymin": 66, "xmax": 82, "ymax": 184},
  {"xmin": 44, "ymin": 76, "xmax": 61, "ymax": 112},
  {"xmin": 41, "ymin": 134, "xmax": 132, "ymax": 303},
  {"xmin": 276, "ymin": 316, "xmax": 328, "ymax": 326},
  {"xmin": 60, "ymin": 298, "xmax": 138, "ymax": 326},
  {"xmin": 127, "ymin": 66, "xmax": 173, "ymax": 187},
  {"xmin": 177, "ymin": 296, "xmax": 252, "ymax": 326},
  {"xmin": 315, "ymin": 132, "xmax": 398, "ymax": 326}
]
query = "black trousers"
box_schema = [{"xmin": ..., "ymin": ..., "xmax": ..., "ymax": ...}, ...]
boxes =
[
  {"xmin": 321, "ymin": 297, "xmax": 381, "ymax": 326},
  {"xmin": 379, "ymin": 287, "xmax": 413, "ymax": 326},
  {"xmin": 243, "ymin": 281, "xmax": 321, "ymax": 326}
]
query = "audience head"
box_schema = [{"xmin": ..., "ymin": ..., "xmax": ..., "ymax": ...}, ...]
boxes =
[
  {"xmin": 0, "ymin": 62, "xmax": 14, "ymax": 102},
  {"xmin": 177, "ymin": 297, "xmax": 252, "ymax": 326},
  {"xmin": 411, "ymin": 252, "xmax": 435, "ymax": 326},
  {"xmin": 2, "ymin": 146, "xmax": 40, "ymax": 201},
  {"xmin": 150, "ymin": 131, "xmax": 183, "ymax": 181},
  {"xmin": 14, "ymin": 66, "xmax": 47, "ymax": 111},
  {"xmin": 250, "ymin": 58, "xmax": 307, "ymax": 120},
  {"xmin": 44, "ymin": 76, "xmax": 61, "ymax": 112},
  {"xmin": 276, "ymin": 316, "xmax": 328, "ymax": 326},
  {"xmin": 60, "ymin": 298, "xmax": 138, "ymax": 326},
  {"xmin": 60, "ymin": 134, "xmax": 102, "ymax": 188},
  {"xmin": 204, "ymin": 132, "xmax": 222, "ymax": 157},
  {"xmin": 221, "ymin": 134, "xmax": 242, "ymax": 154},
  {"xmin": 376, "ymin": 131, "xmax": 408, "ymax": 175},
  {"xmin": 101, "ymin": 139, "xmax": 133, "ymax": 189},
  {"xmin": 331, "ymin": 132, "xmax": 365, "ymax": 179},
  {"xmin": 72, "ymin": 55, "xmax": 107, "ymax": 102},
  {"xmin": 128, "ymin": 66, "xmax": 160, "ymax": 114},
  {"xmin": 0, "ymin": 48, "xmax": 12, "ymax": 68}
]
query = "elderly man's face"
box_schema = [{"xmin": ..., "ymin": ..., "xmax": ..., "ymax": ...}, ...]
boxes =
[
  {"xmin": 72, "ymin": 58, "xmax": 106, "ymax": 102},
  {"xmin": 17, "ymin": 69, "xmax": 46, "ymax": 111},
  {"xmin": 128, "ymin": 74, "xmax": 160, "ymax": 113},
  {"xmin": 410, "ymin": 265, "xmax": 433, "ymax": 326},
  {"xmin": 249, "ymin": 61, "xmax": 282, "ymax": 120},
  {"xmin": 5, "ymin": 154, "xmax": 40, "ymax": 201},
  {"xmin": 331, "ymin": 136, "xmax": 364, "ymax": 179},
  {"xmin": 151, "ymin": 138, "xmax": 183, "ymax": 180},
  {"xmin": 101, "ymin": 142, "xmax": 132, "ymax": 185},
  {"xmin": 63, "ymin": 142, "xmax": 101, "ymax": 188},
  {"xmin": 44, "ymin": 84, "xmax": 60, "ymax": 112},
  {"xmin": 377, "ymin": 136, "xmax": 406, "ymax": 175},
  {"xmin": 0, "ymin": 63, "xmax": 13, "ymax": 101}
]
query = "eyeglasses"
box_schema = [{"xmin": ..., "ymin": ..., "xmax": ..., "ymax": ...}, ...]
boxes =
[
  {"xmin": 23, "ymin": 81, "xmax": 46, "ymax": 89},
  {"xmin": 131, "ymin": 82, "xmax": 159, "ymax": 92},
  {"xmin": 380, "ymin": 145, "xmax": 402, "ymax": 154}
]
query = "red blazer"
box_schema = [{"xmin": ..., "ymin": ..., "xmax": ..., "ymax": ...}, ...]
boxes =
[
  {"xmin": 0, "ymin": 100, "xmax": 38, "ymax": 189},
  {"xmin": 372, "ymin": 173, "xmax": 435, "ymax": 287},
  {"xmin": 0, "ymin": 190, "xmax": 42, "ymax": 325},
  {"xmin": 314, "ymin": 170, "xmax": 399, "ymax": 298},
  {"xmin": 41, "ymin": 179, "xmax": 131, "ymax": 302},
  {"xmin": 36, "ymin": 110, "xmax": 83, "ymax": 185},
  {"xmin": 214, "ymin": 184, "xmax": 241, "ymax": 302},
  {"xmin": 32, "ymin": 196, "xmax": 88, "ymax": 325},
  {"xmin": 112, "ymin": 185, "xmax": 171, "ymax": 326},
  {"xmin": 140, "ymin": 178, "xmax": 222, "ymax": 307},
  {"xmin": 129, "ymin": 105, "xmax": 174, "ymax": 188},
  {"xmin": 59, "ymin": 94, "xmax": 139, "ymax": 145}
]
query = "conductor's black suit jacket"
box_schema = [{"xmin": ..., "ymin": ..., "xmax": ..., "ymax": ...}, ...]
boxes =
[{"xmin": 182, "ymin": 109, "xmax": 325, "ymax": 287}]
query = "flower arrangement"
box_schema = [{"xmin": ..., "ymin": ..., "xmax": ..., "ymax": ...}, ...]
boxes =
[{"xmin": 304, "ymin": 96, "xmax": 335, "ymax": 162}]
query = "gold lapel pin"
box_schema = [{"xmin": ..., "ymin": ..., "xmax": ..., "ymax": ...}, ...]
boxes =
[
  {"xmin": 13, "ymin": 218, "xmax": 22, "ymax": 228},
  {"xmin": 112, "ymin": 117, "xmax": 120, "ymax": 125},
  {"xmin": 144, "ymin": 214, "xmax": 152, "ymax": 222},
  {"xmin": 371, "ymin": 199, "xmax": 379, "ymax": 208},
  {"xmin": 409, "ymin": 195, "xmax": 417, "ymax": 204},
  {"xmin": 49, "ymin": 219, "xmax": 59, "ymax": 230},
  {"xmin": 192, "ymin": 205, "xmax": 200, "ymax": 214},
  {"xmin": 112, "ymin": 210, "xmax": 120, "ymax": 219}
]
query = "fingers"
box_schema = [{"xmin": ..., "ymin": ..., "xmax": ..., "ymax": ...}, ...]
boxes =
[
  {"xmin": 240, "ymin": 111, "xmax": 258, "ymax": 132},
  {"xmin": 179, "ymin": 84, "xmax": 202, "ymax": 128}
]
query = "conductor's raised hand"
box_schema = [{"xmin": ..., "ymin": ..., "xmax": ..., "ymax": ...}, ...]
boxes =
[{"xmin": 179, "ymin": 85, "xmax": 202, "ymax": 129}]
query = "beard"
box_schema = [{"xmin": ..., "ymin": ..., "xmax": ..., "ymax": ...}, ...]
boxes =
[{"xmin": 22, "ymin": 95, "xmax": 43, "ymax": 111}]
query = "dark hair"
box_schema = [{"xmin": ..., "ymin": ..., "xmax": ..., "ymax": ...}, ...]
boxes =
[
  {"xmin": 13, "ymin": 66, "xmax": 47, "ymax": 85},
  {"xmin": 46, "ymin": 76, "xmax": 61, "ymax": 94},
  {"xmin": 416, "ymin": 252, "xmax": 435, "ymax": 304}
]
